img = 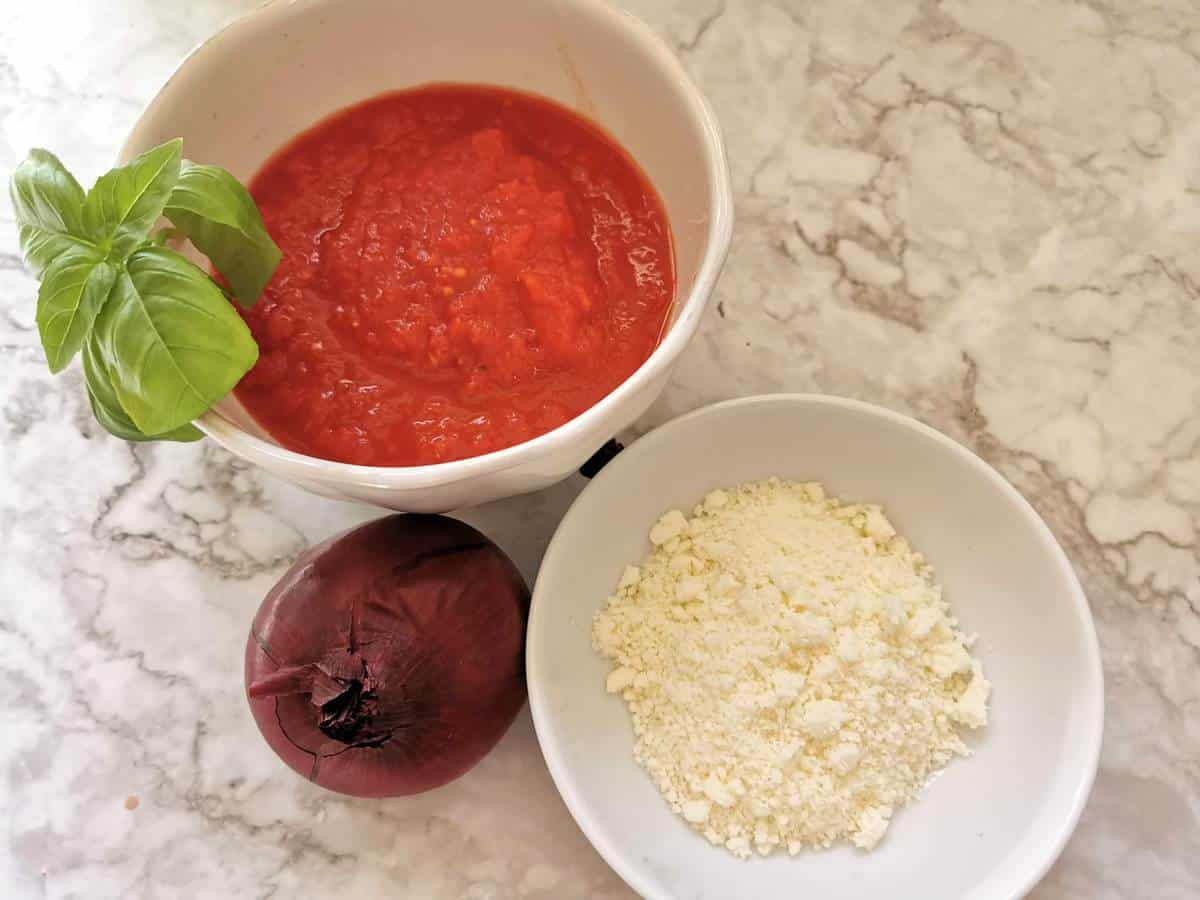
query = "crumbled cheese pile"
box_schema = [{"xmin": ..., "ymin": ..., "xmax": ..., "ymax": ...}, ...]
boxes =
[{"xmin": 592, "ymin": 478, "xmax": 989, "ymax": 858}]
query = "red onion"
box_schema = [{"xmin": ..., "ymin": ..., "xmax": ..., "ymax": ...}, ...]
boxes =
[{"xmin": 245, "ymin": 514, "xmax": 529, "ymax": 797}]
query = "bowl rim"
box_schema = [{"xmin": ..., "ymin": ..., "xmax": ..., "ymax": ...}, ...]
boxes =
[
  {"xmin": 527, "ymin": 393, "xmax": 1105, "ymax": 900},
  {"xmin": 118, "ymin": 0, "xmax": 735, "ymax": 488}
]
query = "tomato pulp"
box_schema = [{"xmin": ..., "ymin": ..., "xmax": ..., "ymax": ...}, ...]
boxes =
[{"xmin": 236, "ymin": 85, "xmax": 675, "ymax": 466}]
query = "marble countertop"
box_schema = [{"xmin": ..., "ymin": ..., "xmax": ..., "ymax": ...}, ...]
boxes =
[{"xmin": 2, "ymin": 0, "xmax": 1198, "ymax": 897}]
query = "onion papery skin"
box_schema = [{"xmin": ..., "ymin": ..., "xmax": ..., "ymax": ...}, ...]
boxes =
[{"xmin": 245, "ymin": 514, "xmax": 530, "ymax": 797}]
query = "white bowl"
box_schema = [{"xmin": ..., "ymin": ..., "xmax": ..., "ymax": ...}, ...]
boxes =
[
  {"xmin": 528, "ymin": 395, "xmax": 1103, "ymax": 900},
  {"xmin": 119, "ymin": 0, "xmax": 733, "ymax": 512}
]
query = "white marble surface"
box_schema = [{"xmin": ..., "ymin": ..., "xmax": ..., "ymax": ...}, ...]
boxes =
[{"xmin": 2, "ymin": 0, "xmax": 1199, "ymax": 897}]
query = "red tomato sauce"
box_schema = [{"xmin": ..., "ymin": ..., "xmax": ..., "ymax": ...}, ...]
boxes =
[{"xmin": 236, "ymin": 85, "xmax": 674, "ymax": 466}]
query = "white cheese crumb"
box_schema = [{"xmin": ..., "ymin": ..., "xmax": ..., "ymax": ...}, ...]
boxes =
[
  {"xmin": 704, "ymin": 489, "xmax": 730, "ymax": 510},
  {"xmin": 929, "ymin": 641, "xmax": 974, "ymax": 677},
  {"xmin": 852, "ymin": 805, "xmax": 892, "ymax": 850},
  {"xmin": 862, "ymin": 506, "xmax": 896, "ymax": 543},
  {"xmin": 593, "ymin": 479, "xmax": 989, "ymax": 859},
  {"xmin": 790, "ymin": 611, "xmax": 833, "ymax": 646},
  {"xmin": 713, "ymin": 572, "xmax": 740, "ymax": 596},
  {"xmin": 677, "ymin": 575, "xmax": 707, "ymax": 601},
  {"xmin": 953, "ymin": 663, "xmax": 991, "ymax": 727},
  {"xmin": 617, "ymin": 565, "xmax": 641, "ymax": 591},
  {"xmin": 770, "ymin": 669, "xmax": 806, "ymax": 702},
  {"xmin": 649, "ymin": 510, "xmax": 688, "ymax": 545},
  {"xmin": 725, "ymin": 835, "xmax": 750, "ymax": 855},
  {"xmin": 702, "ymin": 774, "xmax": 737, "ymax": 807},
  {"xmin": 797, "ymin": 698, "xmax": 849, "ymax": 739},
  {"xmin": 827, "ymin": 742, "xmax": 862, "ymax": 775},
  {"xmin": 682, "ymin": 799, "xmax": 712, "ymax": 823},
  {"xmin": 605, "ymin": 666, "xmax": 636, "ymax": 693}
]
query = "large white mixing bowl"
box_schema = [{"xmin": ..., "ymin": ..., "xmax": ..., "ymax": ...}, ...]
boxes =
[{"xmin": 120, "ymin": 0, "xmax": 733, "ymax": 511}]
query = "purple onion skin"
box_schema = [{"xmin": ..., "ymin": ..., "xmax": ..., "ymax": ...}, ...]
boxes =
[{"xmin": 245, "ymin": 515, "xmax": 530, "ymax": 798}]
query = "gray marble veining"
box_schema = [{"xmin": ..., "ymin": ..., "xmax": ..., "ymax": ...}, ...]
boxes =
[{"xmin": 2, "ymin": 1, "xmax": 1198, "ymax": 897}]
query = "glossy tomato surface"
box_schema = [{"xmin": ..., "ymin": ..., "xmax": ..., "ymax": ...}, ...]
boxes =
[{"xmin": 237, "ymin": 85, "xmax": 674, "ymax": 466}]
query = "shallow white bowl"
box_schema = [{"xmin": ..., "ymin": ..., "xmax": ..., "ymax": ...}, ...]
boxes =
[
  {"xmin": 528, "ymin": 395, "xmax": 1103, "ymax": 900},
  {"xmin": 119, "ymin": 0, "xmax": 732, "ymax": 512}
]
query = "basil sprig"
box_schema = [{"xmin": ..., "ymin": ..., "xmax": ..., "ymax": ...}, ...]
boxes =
[{"xmin": 9, "ymin": 139, "xmax": 280, "ymax": 442}]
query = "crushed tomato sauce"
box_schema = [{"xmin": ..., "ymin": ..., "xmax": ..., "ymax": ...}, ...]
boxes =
[{"xmin": 236, "ymin": 85, "xmax": 674, "ymax": 466}]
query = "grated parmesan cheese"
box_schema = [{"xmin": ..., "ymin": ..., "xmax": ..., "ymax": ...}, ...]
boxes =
[{"xmin": 592, "ymin": 478, "xmax": 990, "ymax": 857}]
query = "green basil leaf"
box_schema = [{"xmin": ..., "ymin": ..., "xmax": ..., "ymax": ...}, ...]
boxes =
[
  {"xmin": 82, "ymin": 139, "xmax": 182, "ymax": 258},
  {"xmin": 9, "ymin": 148, "xmax": 93, "ymax": 276},
  {"xmin": 92, "ymin": 245, "xmax": 257, "ymax": 436},
  {"xmin": 164, "ymin": 161, "xmax": 281, "ymax": 307},
  {"xmin": 82, "ymin": 336, "xmax": 203, "ymax": 442},
  {"xmin": 35, "ymin": 245, "xmax": 118, "ymax": 373}
]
